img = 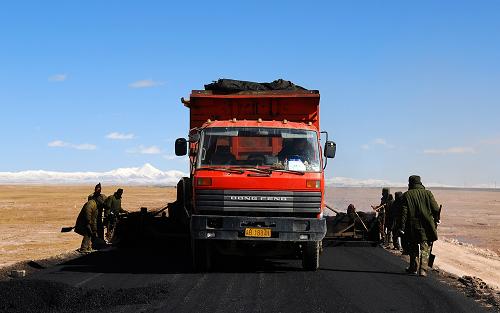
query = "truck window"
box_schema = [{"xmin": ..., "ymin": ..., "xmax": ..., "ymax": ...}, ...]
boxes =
[{"xmin": 198, "ymin": 127, "xmax": 321, "ymax": 172}]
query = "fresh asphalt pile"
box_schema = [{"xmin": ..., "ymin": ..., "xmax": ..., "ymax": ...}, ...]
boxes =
[{"xmin": 0, "ymin": 279, "xmax": 169, "ymax": 313}]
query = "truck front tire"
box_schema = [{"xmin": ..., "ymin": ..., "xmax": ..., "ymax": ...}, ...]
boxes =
[
  {"xmin": 302, "ymin": 241, "xmax": 320, "ymax": 271},
  {"xmin": 170, "ymin": 177, "xmax": 191, "ymax": 228}
]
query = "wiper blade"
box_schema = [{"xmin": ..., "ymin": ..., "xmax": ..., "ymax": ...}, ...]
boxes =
[
  {"xmin": 233, "ymin": 167, "xmax": 272, "ymax": 174},
  {"xmin": 197, "ymin": 167, "xmax": 245, "ymax": 174},
  {"xmin": 269, "ymin": 169, "xmax": 305, "ymax": 175}
]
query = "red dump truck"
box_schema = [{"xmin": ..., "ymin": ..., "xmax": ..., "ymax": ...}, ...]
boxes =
[{"xmin": 174, "ymin": 79, "xmax": 336, "ymax": 271}]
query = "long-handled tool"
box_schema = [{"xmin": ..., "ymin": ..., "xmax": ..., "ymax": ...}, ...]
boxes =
[
  {"xmin": 325, "ymin": 204, "xmax": 339, "ymax": 214},
  {"xmin": 353, "ymin": 211, "xmax": 369, "ymax": 233},
  {"xmin": 428, "ymin": 204, "xmax": 442, "ymax": 268}
]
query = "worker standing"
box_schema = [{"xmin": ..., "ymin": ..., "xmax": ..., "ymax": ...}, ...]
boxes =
[
  {"xmin": 391, "ymin": 191, "xmax": 404, "ymax": 251},
  {"xmin": 74, "ymin": 198, "xmax": 98, "ymax": 253},
  {"xmin": 104, "ymin": 188, "xmax": 128, "ymax": 241},
  {"xmin": 88, "ymin": 183, "xmax": 107, "ymax": 241},
  {"xmin": 371, "ymin": 187, "xmax": 393, "ymax": 245},
  {"xmin": 399, "ymin": 175, "xmax": 440, "ymax": 276}
]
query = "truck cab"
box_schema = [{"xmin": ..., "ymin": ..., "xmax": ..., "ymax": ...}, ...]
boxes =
[{"xmin": 175, "ymin": 86, "xmax": 336, "ymax": 271}]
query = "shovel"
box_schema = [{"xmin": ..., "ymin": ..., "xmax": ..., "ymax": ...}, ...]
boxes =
[
  {"xmin": 428, "ymin": 204, "xmax": 442, "ymax": 268},
  {"xmin": 428, "ymin": 242, "xmax": 435, "ymax": 268}
]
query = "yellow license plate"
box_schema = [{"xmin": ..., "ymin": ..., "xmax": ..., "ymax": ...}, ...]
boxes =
[{"xmin": 244, "ymin": 228, "xmax": 272, "ymax": 238}]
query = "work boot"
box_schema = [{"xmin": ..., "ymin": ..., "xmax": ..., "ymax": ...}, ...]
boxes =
[{"xmin": 405, "ymin": 267, "xmax": 417, "ymax": 275}]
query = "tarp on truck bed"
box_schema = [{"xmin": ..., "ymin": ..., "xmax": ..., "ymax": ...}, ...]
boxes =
[{"xmin": 205, "ymin": 79, "xmax": 306, "ymax": 93}]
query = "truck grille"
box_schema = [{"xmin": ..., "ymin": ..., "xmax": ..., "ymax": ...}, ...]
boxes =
[{"xmin": 195, "ymin": 190, "xmax": 321, "ymax": 215}]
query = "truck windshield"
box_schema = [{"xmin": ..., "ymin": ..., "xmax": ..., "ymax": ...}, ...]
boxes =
[{"xmin": 197, "ymin": 127, "xmax": 321, "ymax": 172}]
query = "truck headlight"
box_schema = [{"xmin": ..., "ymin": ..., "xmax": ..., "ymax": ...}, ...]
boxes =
[
  {"xmin": 306, "ymin": 180, "xmax": 320, "ymax": 188},
  {"xmin": 197, "ymin": 177, "xmax": 212, "ymax": 186}
]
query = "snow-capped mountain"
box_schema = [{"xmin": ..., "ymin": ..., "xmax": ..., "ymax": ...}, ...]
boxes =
[
  {"xmin": 325, "ymin": 177, "xmax": 459, "ymax": 188},
  {"xmin": 0, "ymin": 163, "xmax": 187, "ymax": 185},
  {"xmin": 324, "ymin": 177, "xmax": 403, "ymax": 188},
  {"xmin": 0, "ymin": 164, "xmax": 474, "ymax": 188}
]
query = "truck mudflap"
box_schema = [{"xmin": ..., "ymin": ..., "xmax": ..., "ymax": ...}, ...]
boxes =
[{"xmin": 190, "ymin": 215, "xmax": 326, "ymax": 242}]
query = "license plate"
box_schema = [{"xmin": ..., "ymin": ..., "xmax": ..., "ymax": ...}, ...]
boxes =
[{"xmin": 244, "ymin": 228, "xmax": 271, "ymax": 238}]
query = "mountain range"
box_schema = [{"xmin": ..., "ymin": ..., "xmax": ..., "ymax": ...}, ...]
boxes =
[
  {"xmin": 0, "ymin": 163, "xmax": 186, "ymax": 185},
  {"xmin": 0, "ymin": 164, "xmax": 484, "ymax": 188}
]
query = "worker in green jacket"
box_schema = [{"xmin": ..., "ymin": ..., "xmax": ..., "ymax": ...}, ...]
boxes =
[
  {"xmin": 104, "ymin": 188, "xmax": 128, "ymax": 241},
  {"xmin": 399, "ymin": 175, "xmax": 440, "ymax": 276},
  {"xmin": 391, "ymin": 191, "xmax": 404, "ymax": 251},
  {"xmin": 371, "ymin": 187, "xmax": 393, "ymax": 245},
  {"xmin": 88, "ymin": 183, "xmax": 107, "ymax": 240},
  {"xmin": 74, "ymin": 199, "xmax": 97, "ymax": 253}
]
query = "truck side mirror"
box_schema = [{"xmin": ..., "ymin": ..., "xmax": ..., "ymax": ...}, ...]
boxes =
[
  {"xmin": 324, "ymin": 141, "xmax": 336, "ymax": 158},
  {"xmin": 175, "ymin": 138, "xmax": 188, "ymax": 156}
]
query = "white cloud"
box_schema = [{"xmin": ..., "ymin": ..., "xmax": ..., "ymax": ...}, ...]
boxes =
[
  {"xmin": 106, "ymin": 132, "xmax": 135, "ymax": 140},
  {"xmin": 48, "ymin": 74, "xmax": 67, "ymax": 82},
  {"xmin": 480, "ymin": 137, "xmax": 500, "ymax": 145},
  {"xmin": 0, "ymin": 163, "xmax": 186, "ymax": 185},
  {"xmin": 72, "ymin": 143, "xmax": 97, "ymax": 150},
  {"xmin": 48, "ymin": 140, "xmax": 68, "ymax": 147},
  {"xmin": 423, "ymin": 147, "xmax": 476, "ymax": 155},
  {"xmin": 140, "ymin": 146, "xmax": 161, "ymax": 154},
  {"xmin": 48, "ymin": 140, "xmax": 96, "ymax": 151},
  {"xmin": 162, "ymin": 155, "xmax": 178, "ymax": 160},
  {"xmin": 361, "ymin": 138, "xmax": 394, "ymax": 150},
  {"xmin": 127, "ymin": 145, "xmax": 162, "ymax": 154},
  {"xmin": 128, "ymin": 79, "xmax": 165, "ymax": 89}
]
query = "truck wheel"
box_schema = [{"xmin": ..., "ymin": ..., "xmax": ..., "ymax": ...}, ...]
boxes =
[
  {"xmin": 302, "ymin": 241, "xmax": 320, "ymax": 271},
  {"xmin": 191, "ymin": 239, "xmax": 212, "ymax": 272},
  {"xmin": 171, "ymin": 177, "xmax": 191, "ymax": 228}
]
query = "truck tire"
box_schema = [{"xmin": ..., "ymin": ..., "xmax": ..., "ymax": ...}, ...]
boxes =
[
  {"xmin": 302, "ymin": 241, "xmax": 320, "ymax": 271},
  {"xmin": 191, "ymin": 239, "xmax": 212, "ymax": 272},
  {"xmin": 170, "ymin": 177, "xmax": 191, "ymax": 227}
]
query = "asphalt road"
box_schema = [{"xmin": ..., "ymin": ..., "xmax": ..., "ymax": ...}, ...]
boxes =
[{"xmin": 1, "ymin": 241, "xmax": 491, "ymax": 313}]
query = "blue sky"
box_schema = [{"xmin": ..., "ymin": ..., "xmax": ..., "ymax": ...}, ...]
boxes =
[{"xmin": 1, "ymin": 0, "xmax": 499, "ymax": 187}]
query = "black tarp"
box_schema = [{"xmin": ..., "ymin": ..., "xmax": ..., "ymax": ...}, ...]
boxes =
[{"xmin": 204, "ymin": 79, "xmax": 307, "ymax": 92}]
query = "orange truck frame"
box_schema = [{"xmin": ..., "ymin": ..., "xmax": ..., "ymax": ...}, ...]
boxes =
[{"xmin": 174, "ymin": 87, "xmax": 336, "ymax": 271}]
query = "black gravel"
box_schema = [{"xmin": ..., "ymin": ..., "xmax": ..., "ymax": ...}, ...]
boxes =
[
  {"xmin": 0, "ymin": 242, "xmax": 493, "ymax": 313},
  {"xmin": 0, "ymin": 279, "xmax": 168, "ymax": 313}
]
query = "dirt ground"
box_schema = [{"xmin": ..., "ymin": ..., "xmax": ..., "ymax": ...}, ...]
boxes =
[
  {"xmin": 0, "ymin": 185, "xmax": 176, "ymax": 268},
  {"xmin": 1, "ymin": 185, "xmax": 499, "ymax": 289}
]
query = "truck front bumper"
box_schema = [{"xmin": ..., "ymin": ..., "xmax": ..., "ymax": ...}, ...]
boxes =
[{"xmin": 190, "ymin": 215, "xmax": 326, "ymax": 242}]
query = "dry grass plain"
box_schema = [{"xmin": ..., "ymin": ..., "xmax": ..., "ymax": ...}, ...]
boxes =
[
  {"xmin": 0, "ymin": 185, "xmax": 176, "ymax": 268},
  {"xmin": 1, "ymin": 185, "xmax": 499, "ymax": 288}
]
